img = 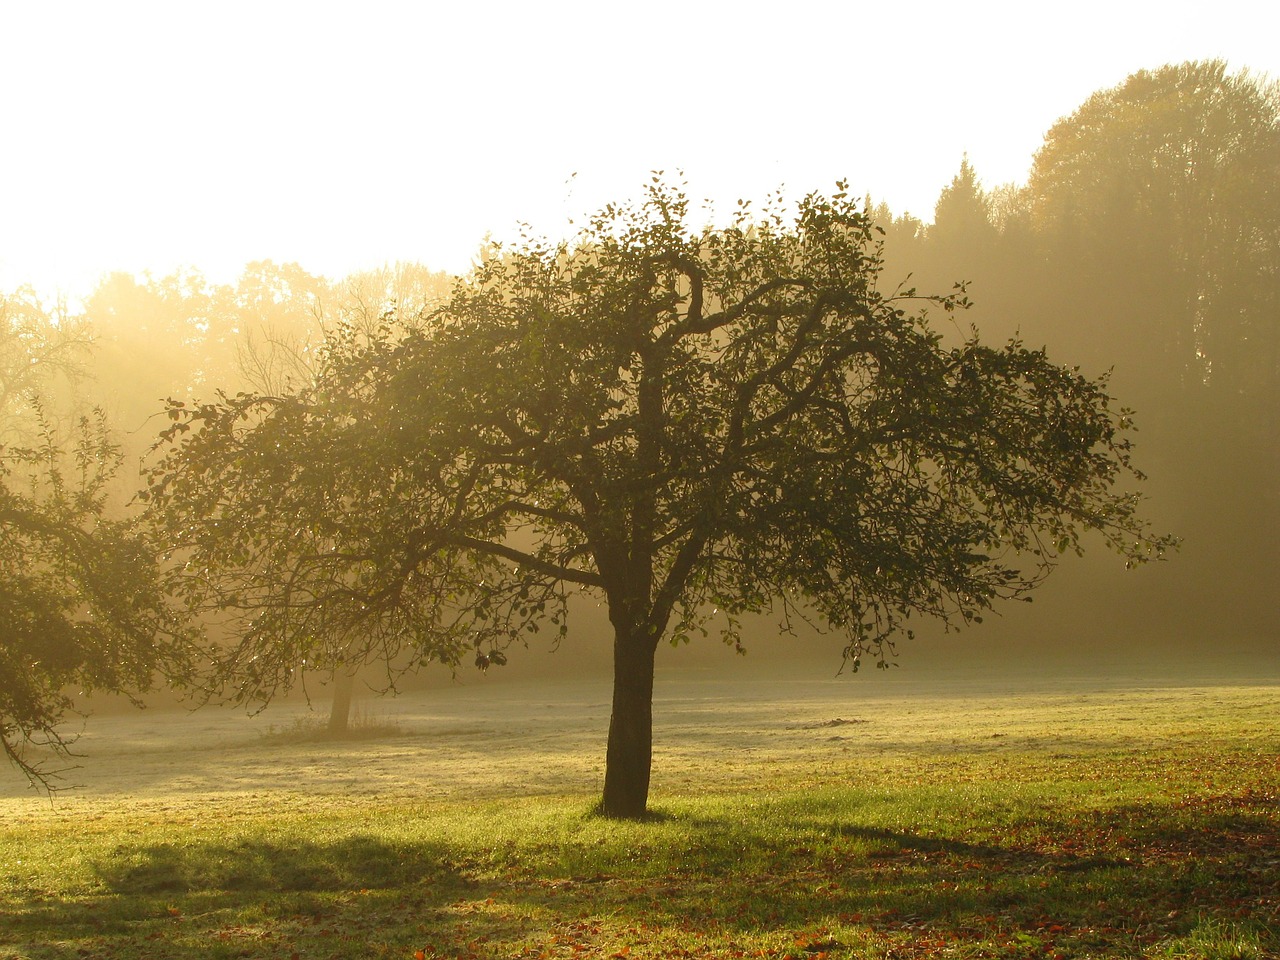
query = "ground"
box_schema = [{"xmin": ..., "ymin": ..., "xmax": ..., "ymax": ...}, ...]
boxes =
[
  {"xmin": 6, "ymin": 667, "xmax": 1274, "ymax": 804},
  {"xmin": 1, "ymin": 668, "xmax": 1276, "ymax": 960}
]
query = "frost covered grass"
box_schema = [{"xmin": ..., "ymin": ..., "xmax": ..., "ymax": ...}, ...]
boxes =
[{"xmin": 1, "ymin": 678, "xmax": 1275, "ymax": 959}]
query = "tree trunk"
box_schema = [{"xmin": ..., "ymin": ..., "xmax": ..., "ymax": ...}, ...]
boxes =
[
  {"xmin": 600, "ymin": 627, "xmax": 658, "ymax": 818},
  {"xmin": 327, "ymin": 667, "xmax": 356, "ymax": 737}
]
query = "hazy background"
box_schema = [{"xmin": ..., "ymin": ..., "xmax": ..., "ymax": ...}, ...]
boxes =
[{"xmin": 2, "ymin": 1, "xmax": 1277, "ymax": 700}]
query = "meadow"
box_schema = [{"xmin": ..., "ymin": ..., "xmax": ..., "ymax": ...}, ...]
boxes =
[{"xmin": 1, "ymin": 671, "xmax": 1276, "ymax": 959}]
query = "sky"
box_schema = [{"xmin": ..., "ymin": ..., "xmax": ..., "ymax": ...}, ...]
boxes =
[{"xmin": 2, "ymin": 0, "xmax": 1277, "ymax": 304}]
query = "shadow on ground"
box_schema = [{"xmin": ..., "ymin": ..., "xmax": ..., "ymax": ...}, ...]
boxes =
[{"xmin": 7, "ymin": 787, "xmax": 1276, "ymax": 959}]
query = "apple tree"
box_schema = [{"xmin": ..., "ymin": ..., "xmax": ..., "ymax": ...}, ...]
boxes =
[{"xmin": 145, "ymin": 180, "xmax": 1173, "ymax": 817}]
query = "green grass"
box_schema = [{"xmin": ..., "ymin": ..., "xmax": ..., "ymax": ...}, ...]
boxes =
[{"xmin": 1, "ymin": 684, "xmax": 1276, "ymax": 959}]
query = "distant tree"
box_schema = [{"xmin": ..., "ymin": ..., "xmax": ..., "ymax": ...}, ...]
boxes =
[
  {"xmin": 82, "ymin": 262, "xmax": 455, "ymax": 738},
  {"xmin": 82, "ymin": 263, "xmax": 337, "ymax": 437},
  {"xmin": 930, "ymin": 156, "xmax": 997, "ymax": 256},
  {"xmin": 0, "ymin": 409, "xmax": 188, "ymax": 788},
  {"xmin": 1022, "ymin": 60, "xmax": 1280, "ymax": 418},
  {"xmin": 0, "ymin": 289, "xmax": 93, "ymax": 439},
  {"xmin": 969, "ymin": 62, "xmax": 1280, "ymax": 646},
  {"xmin": 334, "ymin": 262, "xmax": 455, "ymax": 330},
  {"xmin": 237, "ymin": 262, "xmax": 455, "ymax": 736},
  {"xmin": 868, "ymin": 200, "xmax": 928, "ymax": 287},
  {"xmin": 145, "ymin": 180, "xmax": 1172, "ymax": 818},
  {"xmin": 900, "ymin": 156, "xmax": 1001, "ymax": 307}
]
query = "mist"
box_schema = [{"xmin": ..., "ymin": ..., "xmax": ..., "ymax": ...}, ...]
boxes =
[{"xmin": 3, "ymin": 59, "xmax": 1277, "ymax": 814}]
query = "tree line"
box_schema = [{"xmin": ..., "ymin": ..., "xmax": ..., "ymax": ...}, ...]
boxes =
[
  {"xmin": 2, "ymin": 60, "xmax": 1271, "ymax": 815},
  {"xmin": 876, "ymin": 60, "xmax": 1278, "ymax": 650}
]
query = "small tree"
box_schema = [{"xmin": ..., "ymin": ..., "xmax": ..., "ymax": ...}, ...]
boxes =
[{"xmin": 146, "ymin": 180, "xmax": 1172, "ymax": 817}]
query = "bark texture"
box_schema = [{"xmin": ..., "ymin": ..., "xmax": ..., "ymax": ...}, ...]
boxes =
[{"xmin": 600, "ymin": 628, "xmax": 658, "ymax": 818}]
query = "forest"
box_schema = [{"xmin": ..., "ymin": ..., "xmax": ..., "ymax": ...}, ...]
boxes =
[
  {"xmin": 2, "ymin": 61, "xmax": 1276, "ymax": 796},
  {"xmin": 871, "ymin": 61, "xmax": 1278, "ymax": 658}
]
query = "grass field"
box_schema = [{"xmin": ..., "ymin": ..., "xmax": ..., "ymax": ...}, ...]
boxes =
[{"xmin": 1, "ymin": 673, "xmax": 1276, "ymax": 959}]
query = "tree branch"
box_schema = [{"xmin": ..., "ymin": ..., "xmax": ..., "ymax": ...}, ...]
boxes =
[{"xmin": 450, "ymin": 534, "xmax": 605, "ymax": 588}]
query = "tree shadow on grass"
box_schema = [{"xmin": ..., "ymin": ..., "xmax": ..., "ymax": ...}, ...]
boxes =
[
  {"xmin": 501, "ymin": 797, "xmax": 1279, "ymax": 957},
  {"xmin": 5, "ymin": 834, "xmax": 468, "ymax": 960},
  {"xmin": 92, "ymin": 832, "xmax": 461, "ymax": 894},
  {"xmin": 7, "ymin": 795, "xmax": 1275, "ymax": 959}
]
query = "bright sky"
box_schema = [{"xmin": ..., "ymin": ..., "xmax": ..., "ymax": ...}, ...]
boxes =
[{"xmin": 2, "ymin": 0, "xmax": 1277, "ymax": 303}]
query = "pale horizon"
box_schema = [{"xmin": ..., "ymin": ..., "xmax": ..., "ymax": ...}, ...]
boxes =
[{"xmin": 3, "ymin": 0, "xmax": 1277, "ymax": 305}]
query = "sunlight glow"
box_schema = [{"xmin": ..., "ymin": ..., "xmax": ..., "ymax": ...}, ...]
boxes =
[{"xmin": 1, "ymin": 1, "xmax": 1276, "ymax": 303}]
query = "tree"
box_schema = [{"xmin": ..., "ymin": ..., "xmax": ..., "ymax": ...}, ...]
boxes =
[
  {"xmin": 930, "ymin": 156, "xmax": 997, "ymax": 265},
  {"xmin": 1, "ymin": 288, "xmax": 192, "ymax": 789},
  {"xmin": 0, "ymin": 409, "xmax": 189, "ymax": 787},
  {"xmin": 977, "ymin": 62, "xmax": 1280, "ymax": 646},
  {"xmin": 145, "ymin": 180, "xmax": 1172, "ymax": 818},
  {"xmin": 890, "ymin": 156, "xmax": 1001, "ymax": 314},
  {"xmin": 230, "ymin": 262, "xmax": 453, "ymax": 737},
  {"xmin": 1022, "ymin": 61, "xmax": 1280, "ymax": 416},
  {"xmin": 1, "ymin": 289, "xmax": 93, "ymax": 439},
  {"xmin": 83, "ymin": 262, "xmax": 446, "ymax": 737}
]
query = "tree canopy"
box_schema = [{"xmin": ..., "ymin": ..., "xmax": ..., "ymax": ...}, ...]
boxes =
[
  {"xmin": 0, "ymin": 410, "xmax": 188, "ymax": 787},
  {"xmin": 145, "ymin": 179, "xmax": 1172, "ymax": 817},
  {"xmin": 1023, "ymin": 60, "xmax": 1280, "ymax": 406}
]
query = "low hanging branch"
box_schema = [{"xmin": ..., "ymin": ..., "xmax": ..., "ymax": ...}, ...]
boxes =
[{"xmin": 1, "ymin": 412, "xmax": 191, "ymax": 790}]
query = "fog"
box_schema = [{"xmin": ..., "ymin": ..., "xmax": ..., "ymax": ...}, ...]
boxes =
[
  {"xmin": 6, "ymin": 669, "xmax": 1274, "ymax": 804},
  {"xmin": 3, "ymin": 59, "xmax": 1278, "ymax": 805}
]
